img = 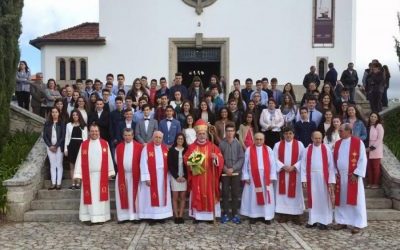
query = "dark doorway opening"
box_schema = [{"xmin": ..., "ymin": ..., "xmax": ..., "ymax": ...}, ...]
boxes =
[{"xmin": 177, "ymin": 48, "xmax": 221, "ymax": 90}]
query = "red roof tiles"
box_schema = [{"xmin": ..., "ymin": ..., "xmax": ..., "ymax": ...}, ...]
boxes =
[{"xmin": 30, "ymin": 22, "xmax": 105, "ymax": 49}]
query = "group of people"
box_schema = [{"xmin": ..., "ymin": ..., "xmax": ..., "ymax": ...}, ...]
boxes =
[{"xmin": 35, "ymin": 60, "xmax": 387, "ymax": 234}]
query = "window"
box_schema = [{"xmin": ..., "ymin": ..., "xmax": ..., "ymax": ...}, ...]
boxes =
[
  {"xmin": 59, "ymin": 59, "xmax": 66, "ymax": 80},
  {"xmin": 70, "ymin": 59, "xmax": 76, "ymax": 80},
  {"xmin": 318, "ymin": 58, "xmax": 327, "ymax": 80},
  {"xmin": 80, "ymin": 59, "xmax": 87, "ymax": 80}
]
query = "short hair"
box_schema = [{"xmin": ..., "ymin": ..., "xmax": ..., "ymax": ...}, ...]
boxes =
[
  {"xmin": 175, "ymin": 72, "xmax": 183, "ymax": 77},
  {"xmin": 160, "ymin": 93, "xmax": 168, "ymax": 98},
  {"xmin": 307, "ymin": 95, "xmax": 317, "ymax": 102},
  {"xmin": 117, "ymin": 89, "xmax": 126, "ymax": 95},
  {"xmin": 115, "ymin": 96, "xmax": 123, "ymax": 103},
  {"xmin": 105, "ymin": 82, "xmax": 113, "ymax": 87},
  {"xmin": 141, "ymin": 76, "xmax": 147, "ymax": 80},
  {"xmin": 138, "ymin": 96, "xmax": 148, "ymax": 103},
  {"xmin": 299, "ymin": 107, "xmax": 308, "ymax": 113},
  {"xmin": 142, "ymin": 104, "xmax": 151, "ymax": 110},
  {"xmin": 341, "ymin": 87, "xmax": 350, "ymax": 93},
  {"xmin": 102, "ymin": 88, "xmax": 110, "ymax": 94},
  {"xmin": 117, "ymin": 74, "xmax": 125, "ymax": 79},
  {"xmin": 123, "ymin": 128, "xmax": 134, "ymax": 135},
  {"xmin": 342, "ymin": 123, "xmax": 353, "ymax": 133},
  {"xmin": 271, "ymin": 78, "xmax": 277, "ymax": 83},
  {"xmin": 89, "ymin": 123, "xmax": 99, "ymax": 131},
  {"xmin": 261, "ymin": 77, "xmax": 269, "ymax": 82},
  {"xmin": 255, "ymin": 80, "xmax": 262, "ymax": 84},
  {"xmin": 225, "ymin": 124, "xmax": 235, "ymax": 131},
  {"xmin": 282, "ymin": 126, "xmax": 294, "ymax": 133},
  {"xmin": 124, "ymin": 108, "xmax": 133, "ymax": 113},
  {"xmin": 268, "ymin": 98, "xmax": 277, "ymax": 105},
  {"xmin": 151, "ymin": 79, "xmax": 157, "ymax": 83},
  {"xmin": 76, "ymin": 79, "xmax": 83, "ymax": 83},
  {"xmin": 96, "ymin": 98, "xmax": 104, "ymax": 103},
  {"xmin": 106, "ymin": 73, "xmax": 114, "ymax": 79},
  {"xmin": 125, "ymin": 96, "xmax": 133, "ymax": 101},
  {"xmin": 245, "ymin": 78, "xmax": 253, "ymax": 83},
  {"xmin": 165, "ymin": 105, "xmax": 174, "ymax": 111},
  {"xmin": 160, "ymin": 77, "xmax": 166, "ymax": 82},
  {"xmin": 209, "ymin": 84, "xmax": 218, "ymax": 90},
  {"xmin": 94, "ymin": 79, "xmax": 102, "ymax": 84},
  {"xmin": 233, "ymin": 79, "xmax": 240, "ymax": 84},
  {"xmin": 85, "ymin": 79, "xmax": 93, "ymax": 84},
  {"xmin": 328, "ymin": 62, "xmax": 334, "ymax": 68}
]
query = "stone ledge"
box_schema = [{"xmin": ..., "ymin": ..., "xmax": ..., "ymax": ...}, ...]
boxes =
[
  {"xmin": 9, "ymin": 103, "xmax": 45, "ymax": 134},
  {"xmin": 381, "ymin": 145, "xmax": 400, "ymax": 185}
]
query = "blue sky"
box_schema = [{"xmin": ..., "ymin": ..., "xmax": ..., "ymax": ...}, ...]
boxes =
[{"xmin": 20, "ymin": 0, "xmax": 400, "ymax": 97}]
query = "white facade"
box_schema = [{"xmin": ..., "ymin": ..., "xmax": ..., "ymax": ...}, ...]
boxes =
[{"xmin": 39, "ymin": 0, "xmax": 356, "ymax": 88}]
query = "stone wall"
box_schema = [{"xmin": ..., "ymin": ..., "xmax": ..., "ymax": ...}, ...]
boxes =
[
  {"xmin": 9, "ymin": 103, "xmax": 45, "ymax": 134},
  {"xmin": 2, "ymin": 137, "xmax": 47, "ymax": 221}
]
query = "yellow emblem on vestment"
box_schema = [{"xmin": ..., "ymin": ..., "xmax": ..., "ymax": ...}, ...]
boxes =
[
  {"xmin": 82, "ymin": 150, "xmax": 87, "ymax": 155},
  {"xmin": 101, "ymin": 187, "xmax": 107, "ymax": 193},
  {"xmin": 149, "ymin": 152, "xmax": 154, "ymax": 157}
]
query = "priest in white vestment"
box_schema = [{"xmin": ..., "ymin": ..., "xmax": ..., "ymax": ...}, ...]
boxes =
[
  {"xmin": 301, "ymin": 131, "xmax": 336, "ymax": 230},
  {"xmin": 241, "ymin": 132, "xmax": 277, "ymax": 224},
  {"xmin": 115, "ymin": 128, "xmax": 143, "ymax": 222},
  {"xmin": 333, "ymin": 124, "xmax": 367, "ymax": 234},
  {"xmin": 273, "ymin": 127, "xmax": 305, "ymax": 224},
  {"xmin": 138, "ymin": 131, "xmax": 172, "ymax": 223},
  {"xmin": 74, "ymin": 124, "xmax": 115, "ymax": 224}
]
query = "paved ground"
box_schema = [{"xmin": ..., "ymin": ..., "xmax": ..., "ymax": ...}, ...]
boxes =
[{"xmin": 0, "ymin": 220, "xmax": 400, "ymax": 250}]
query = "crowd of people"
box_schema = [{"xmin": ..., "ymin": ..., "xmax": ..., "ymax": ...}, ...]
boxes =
[{"xmin": 15, "ymin": 59, "xmax": 388, "ymax": 233}]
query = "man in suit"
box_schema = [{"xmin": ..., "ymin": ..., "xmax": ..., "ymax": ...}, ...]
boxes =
[
  {"xmin": 109, "ymin": 97, "xmax": 125, "ymax": 146},
  {"xmin": 115, "ymin": 108, "xmax": 136, "ymax": 143},
  {"xmin": 294, "ymin": 107, "xmax": 317, "ymax": 147},
  {"xmin": 241, "ymin": 78, "xmax": 254, "ymax": 104},
  {"xmin": 135, "ymin": 104, "xmax": 158, "ymax": 145},
  {"xmin": 324, "ymin": 62, "xmax": 338, "ymax": 87},
  {"xmin": 270, "ymin": 78, "xmax": 283, "ymax": 106},
  {"xmin": 340, "ymin": 62, "xmax": 359, "ymax": 102},
  {"xmin": 159, "ymin": 105, "xmax": 181, "ymax": 147},
  {"xmin": 88, "ymin": 99, "xmax": 110, "ymax": 141}
]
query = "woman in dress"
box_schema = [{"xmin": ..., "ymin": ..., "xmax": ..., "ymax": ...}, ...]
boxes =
[
  {"xmin": 170, "ymin": 90, "xmax": 184, "ymax": 115},
  {"xmin": 318, "ymin": 109, "xmax": 333, "ymax": 138},
  {"xmin": 195, "ymin": 100, "xmax": 216, "ymax": 125},
  {"xmin": 238, "ymin": 111, "xmax": 258, "ymax": 150},
  {"xmin": 15, "ymin": 61, "xmax": 31, "ymax": 110},
  {"xmin": 259, "ymin": 98, "xmax": 284, "ymax": 148},
  {"xmin": 177, "ymin": 100, "xmax": 193, "ymax": 128},
  {"xmin": 366, "ymin": 112, "xmax": 384, "ymax": 188},
  {"xmin": 183, "ymin": 114, "xmax": 196, "ymax": 145},
  {"xmin": 345, "ymin": 105, "xmax": 367, "ymax": 141},
  {"xmin": 64, "ymin": 110, "xmax": 88, "ymax": 190},
  {"xmin": 44, "ymin": 78, "xmax": 62, "ymax": 116},
  {"xmin": 54, "ymin": 98, "xmax": 69, "ymax": 124},
  {"xmin": 282, "ymin": 82, "xmax": 297, "ymax": 103},
  {"xmin": 280, "ymin": 93, "xmax": 297, "ymax": 129},
  {"xmin": 43, "ymin": 107, "xmax": 65, "ymax": 190},
  {"xmin": 74, "ymin": 96, "xmax": 88, "ymax": 124},
  {"xmin": 168, "ymin": 133, "xmax": 188, "ymax": 224},
  {"xmin": 211, "ymin": 107, "xmax": 235, "ymax": 145},
  {"xmin": 323, "ymin": 116, "xmax": 342, "ymax": 150}
]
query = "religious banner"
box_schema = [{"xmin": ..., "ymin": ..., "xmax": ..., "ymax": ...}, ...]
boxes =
[{"xmin": 313, "ymin": 0, "xmax": 335, "ymax": 47}]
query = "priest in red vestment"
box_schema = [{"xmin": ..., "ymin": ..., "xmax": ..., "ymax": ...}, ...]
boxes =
[
  {"xmin": 183, "ymin": 119, "xmax": 224, "ymax": 222},
  {"xmin": 74, "ymin": 124, "xmax": 115, "ymax": 224},
  {"xmin": 115, "ymin": 128, "xmax": 143, "ymax": 222}
]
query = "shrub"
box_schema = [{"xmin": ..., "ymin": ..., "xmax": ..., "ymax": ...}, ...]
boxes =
[
  {"xmin": 0, "ymin": 131, "xmax": 39, "ymax": 214},
  {"xmin": 383, "ymin": 108, "xmax": 400, "ymax": 160}
]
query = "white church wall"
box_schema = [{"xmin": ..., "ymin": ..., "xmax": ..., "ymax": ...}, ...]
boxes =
[{"xmin": 42, "ymin": 0, "xmax": 356, "ymax": 87}]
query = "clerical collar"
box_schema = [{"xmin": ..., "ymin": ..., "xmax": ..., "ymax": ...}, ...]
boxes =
[
  {"xmin": 195, "ymin": 139, "xmax": 207, "ymax": 145},
  {"xmin": 285, "ymin": 140, "xmax": 293, "ymax": 144}
]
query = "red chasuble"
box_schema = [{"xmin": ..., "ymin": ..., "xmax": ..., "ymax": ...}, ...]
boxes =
[
  {"xmin": 147, "ymin": 142, "xmax": 168, "ymax": 207},
  {"xmin": 306, "ymin": 144, "xmax": 329, "ymax": 209},
  {"xmin": 80, "ymin": 139, "xmax": 110, "ymax": 205},
  {"xmin": 116, "ymin": 141, "xmax": 143, "ymax": 211},
  {"xmin": 333, "ymin": 137, "xmax": 361, "ymax": 206},
  {"xmin": 278, "ymin": 140, "xmax": 299, "ymax": 198},
  {"xmin": 183, "ymin": 140, "xmax": 224, "ymax": 212},
  {"xmin": 249, "ymin": 145, "xmax": 271, "ymax": 205}
]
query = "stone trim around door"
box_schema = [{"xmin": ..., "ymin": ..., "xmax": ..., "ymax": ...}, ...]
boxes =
[{"xmin": 169, "ymin": 37, "xmax": 229, "ymax": 95}]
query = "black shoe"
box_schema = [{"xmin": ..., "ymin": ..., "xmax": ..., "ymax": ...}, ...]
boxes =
[
  {"xmin": 264, "ymin": 220, "xmax": 271, "ymax": 225},
  {"xmin": 48, "ymin": 185, "xmax": 56, "ymax": 190},
  {"xmin": 179, "ymin": 218, "xmax": 185, "ymax": 224},
  {"xmin": 56, "ymin": 185, "xmax": 61, "ymax": 190},
  {"xmin": 193, "ymin": 219, "xmax": 200, "ymax": 224},
  {"xmin": 83, "ymin": 221, "xmax": 93, "ymax": 226},
  {"xmin": 132, "ymin": 220, "xmax": 140, "ymax": 224},
  {"xmin": 174, "ymin": 218, "xmax": 179, "ymax": 224},
  {"xmin": 249, "ymin": 218, "xmax": 256, "ymax": 225},
  {"xmin": 318, "ymin": 224, "xmax": 328, "ymax": 230},
  {"xmin": 149, "ymin": 220, "xmax": 157, "ymax": 226},
  {"xmin": 305, "ymin": 223, "xmax": 317, "ymax": 228},
  {"xmin": 117, "ymin": 220, "xmax": 128, "ymax": 224},
  {"xmin": 69, "ymin": 185, "xmax": 75, "ymax": 190},
  {"xmin": 158, "ymin": 219, "xmax": 166, "ymax": 224}
]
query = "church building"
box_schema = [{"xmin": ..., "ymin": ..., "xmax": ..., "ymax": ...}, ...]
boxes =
[{"xmin": 30, "ymin": 0, "xmax": 356, "ymax": 91}]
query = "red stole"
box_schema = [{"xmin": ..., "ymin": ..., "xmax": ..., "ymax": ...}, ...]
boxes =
[
  {"xmin": 249, "ymin": 145, "xmax": 271, "ymax": 205},
  {"xmin": 278, "ymin": 140, "xmax": 299, "ymax": 198},
  {"xmin": 116, "ymin": 141, "xmax": 143, "ymax": 211},
  {"xmin": 333, "ymin": 137, "xmax": 361, "ymax": 206},
  {"xmin": 147, "ymin": 142, "xmax": 168, "ymax": 207},
  {"xmin": 80, "ymin": 139, "xmax": 110, "ymax": 205},
  {"xmin": 306, "ymin": 144, "xmax": 329, "ymax": 209}
]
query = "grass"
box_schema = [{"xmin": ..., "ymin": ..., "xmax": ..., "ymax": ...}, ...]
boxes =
[
  {"xmin": 0, "ymin": 131, "xmax": 40, "ymax": 215},
  {"xmin": 383, "ymin": 108, "xmax": 400, "ymax": 160}
]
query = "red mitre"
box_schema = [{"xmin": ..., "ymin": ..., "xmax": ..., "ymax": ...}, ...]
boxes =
[{"xmin": 194, "ymin": 119, "xmax": 208, "ymax": 132}]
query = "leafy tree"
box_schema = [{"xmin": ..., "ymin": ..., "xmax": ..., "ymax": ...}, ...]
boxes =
[
  {"xmin": 396, "ymin": 12, "xmax": 400, "ymax": 65},
  {"xmin": 0, "ymin": 0, "xmax": 23, "ymax": 151}
]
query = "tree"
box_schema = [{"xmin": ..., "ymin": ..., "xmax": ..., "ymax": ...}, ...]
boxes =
[
  {"xmin": 396, "ymin": 12, "xmax": 400, "ymax": 65},
  {"xmin": 0, "ymin": 0, "xmax": 23, "ymax": 151}
]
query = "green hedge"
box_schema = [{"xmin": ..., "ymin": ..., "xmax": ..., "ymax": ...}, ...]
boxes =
[
  {"xmin": 0, "ymin": 131, "xmax": 39, "ymax": 214},
  {"xmin": 383, "ymin": 108, "xmax": 400, "ymax": 160}
]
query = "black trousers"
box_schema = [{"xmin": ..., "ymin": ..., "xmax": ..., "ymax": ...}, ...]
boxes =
[
  {"xmin": 221, "ymin": 175, "xmax": 241, "ymax": 216},
  {"xmin": 15, "ymin": 91, "xmax": 30, "ymax": 110},
  {"xmin": 369, "ymin": 91, "xmax": 383, "ymax": 113}
]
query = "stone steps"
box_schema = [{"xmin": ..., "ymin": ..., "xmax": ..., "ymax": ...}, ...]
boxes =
[{"xmin": 23, "ymin": 208, "xmax": 400, "ymax": 222}]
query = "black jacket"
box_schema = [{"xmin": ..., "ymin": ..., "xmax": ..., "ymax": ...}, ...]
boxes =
[
  {"xmin": 43, "ymin": 121, "xmax": 66, "ymax": 151},
  {"xmin": 168, "ymin": 147, "xmax": 188, "ymax": 179},
  {"xmin": 88, "ymin": 110, "xmax": 110, "ymax": 141}
]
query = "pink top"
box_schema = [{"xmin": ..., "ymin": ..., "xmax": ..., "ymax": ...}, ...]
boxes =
[
  {"xmin": 244, "ymin": 128, "xmax": 254, "ymax": 148},
  {"xmin": 369, "ymin": 124, "xmax": 384, "ymax": 159}
]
